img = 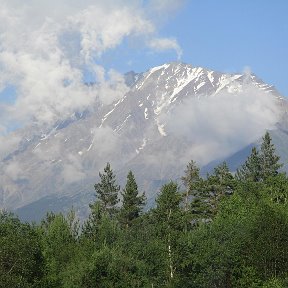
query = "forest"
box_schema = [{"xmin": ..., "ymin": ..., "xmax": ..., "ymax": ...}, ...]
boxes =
[{"xmin": 1, "ymin": 132, "xmax": 288, "ymax": 288}]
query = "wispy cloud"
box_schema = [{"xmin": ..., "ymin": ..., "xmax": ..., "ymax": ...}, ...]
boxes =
[
  {"xmin": 148, "ymin": 38, "xmax": 183, "ymax": 60},
  {"xmin": 0, "ymin": 0, "xmax": 182, "ymax": 129}
]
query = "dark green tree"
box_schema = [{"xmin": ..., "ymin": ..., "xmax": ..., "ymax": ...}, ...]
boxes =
[
  {"xmin": 264, "ymin": 173, "xmax": 288, "ymax": 204},
  {"xmin": 153, "ymin": 182, "xmax": 184, "ymax": 285},
  {"xmin": 201, "ymin": 162, "xmax": 235, "ymax": 217},
  {"xmin": 40, "ymin": 212, "xmax": 78, "ymax": 287},
  {"xmin": 83, "ymin": 164, "xmax": 120, "ymax": 245},
  {"xmin": 236, "ymin": 147, "xmax": 262, "ymax": 182},
  {"xmin": 213, "ymin": 161, "xmax": 234, "ymax": 186},
  {"xmin": 82, "ymin": 201, "xmax": 103, "ymax": 241},
  {"xmin": 0, "ymin": 211, "xmax": 44, "ymax": 288},
  {"xmin": 187, "ymin": 162, "xmax": 234, "ymax": 224},
  {"xmin": 119, "ymin": 170, "xmax": 146, "ymax": 227},
  {"xmin": 82, "ymin": 202, "xmax": 120, "ymax": 247},
  {"xmin": 181, "ymin": 160, "xmax": 201, "ymax": 212},
  {"xmin": 260, "ymin": 132, "xmax": 282, "ymax": 180},
  {"xmin": 94, "ymin": 162, "xmax": 120, "ymax": 217},
  {"xmin": 236, "ymin": 132, "xmax": 282, "ymax": 183}
]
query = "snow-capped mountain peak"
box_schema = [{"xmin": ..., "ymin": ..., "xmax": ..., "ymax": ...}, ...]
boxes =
[{"xmin": 0, "ymin": 62, "xmax": 286, "ymax": 221}]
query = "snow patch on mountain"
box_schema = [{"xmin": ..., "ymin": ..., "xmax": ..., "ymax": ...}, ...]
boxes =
[
  {"xmin": 156, "ymin": 119, "xmax": 167, "ymax": 136},
  {"xmin": 144, "ymin": 108, "xmax": 149, "ymax": 119}
]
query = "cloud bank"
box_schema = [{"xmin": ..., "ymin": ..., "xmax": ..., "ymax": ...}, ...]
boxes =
[
  {"xmin": 163, "ymin": 84, "xmax": 280, "ymax": 165},
  {"xmin": 0, "ymin": 0, "xmax": 182, "ymax": 129}
]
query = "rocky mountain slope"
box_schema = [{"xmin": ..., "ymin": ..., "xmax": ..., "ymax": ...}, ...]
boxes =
[{"xmin": 0, "ymin": 62, "xmax": 287, "ymax": 221}]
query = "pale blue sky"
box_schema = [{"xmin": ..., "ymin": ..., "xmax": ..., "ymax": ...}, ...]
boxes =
[{"xmin": 99, "ymin": 0, "xmax": 288, "ymax": 96}]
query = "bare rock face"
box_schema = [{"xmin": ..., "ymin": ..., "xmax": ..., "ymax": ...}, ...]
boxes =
[{"xmin": 0, "ymin": 62, "xmax": 287, "ymax": 221}]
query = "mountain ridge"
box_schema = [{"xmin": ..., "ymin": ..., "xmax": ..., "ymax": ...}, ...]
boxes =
[{"xmin": 0, "ymin": 62, "xmax": 287, "ymax": 221}]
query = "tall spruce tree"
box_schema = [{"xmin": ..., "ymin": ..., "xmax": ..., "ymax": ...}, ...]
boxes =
[
  {"xmin": 82, "ymin": 201, "xmax": 103, "ymax": 240},
  {"xmin": 203, "ymin": 162, "xmax": 235, "ymax": 216},
  {"xmin": 259, "ymin": 132, "xmax": 282, "ymax": 180},
  {"xmin": 212, "ymin": 161, "xmax": 234, "ymax": 197},
  {"xmin": 188, "ymin": 162, "xmax": 234, "ymax": 222},
  {"xmin": 181, "ymin": 160, "xmax": 201, "ymax": 212},
  {"xmin": 236, "ymin": 147, "xmax": 262, "ymax": 182},
  {"xmin": 236, "ymin": 132, "xmax": 282, "ymax": 182},
  {"xmin": 119, "ymin": 170, "xmax": 146, "ymax": 227},
  {"xmin": 94, "ymin": 162, "xmax": 120, "ymax": 217}
]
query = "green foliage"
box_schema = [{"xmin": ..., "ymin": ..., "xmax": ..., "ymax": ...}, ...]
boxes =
[
  {"xmin": 181, "ymin": 160, "xmax": 201, "ymax": 210},
  {"xmin": 2, "ymin": 132, "xmax": 288, "ymax": 287},
  {"xmin": 152, "ymin": 182, "xmax": 185, "ymax": 285},
  {"xmin": 264, "ymin": 173, "xmax": 288, "ymax": 204},
  {"xmin": 236, "ymin": 147, "xmax": 262, "ymax": 182},
  {"xmin": 262, "ymin": 278, "xmax": 286, "ymax": 288},
  {"xmin": 188, "ymin": 162, "xmax": 234, "ymax": 225},
  {"xmin": 82, "ymin": 163, "xmax": 121, "ymax": 244},
  {"xmin": 205, "ymin": 162, "xmax": 235, "ymax": 213},
  {"xmin": 154, "ymin": 182, "xmax": 183, "ymax": 227},
  {"xmin": 119, "ymin": 170, "xmax": 146, "ymax": 227},
  {"xmin": 40, "ymin": 211, "xmax": 79, "ymax": 287},
  {"xmin": 0, "ymin": 211, "xmax": 44, "ymax": 288},
  {"xmin": 82, "ymin": 206, "xmax": 120, "ymax": 248},
  {"xmin": 94, "ymin": 162, "xmax": 120, "ymax": 217},
  {"xmin": 82, "ymin": 201, "xmax": 103, "ymax": 241},
  {"xmin": 236, "ymin": 132, "xmax": 282, "ymax": 182},
  {"xmin": 260, "ymin": 131, "xmax": 282, "ymax": 180}
]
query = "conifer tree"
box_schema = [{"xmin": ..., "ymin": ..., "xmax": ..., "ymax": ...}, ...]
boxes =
[
  {"xmin": 212, "ymin": 161, "xmax": 234, "ymax": 196},
  {"xmin": 181, "ymin": 160, "xmax": 201, "ymax": 211},
  {"xmin": 259, "ymin": 131, "xmax": 282, "ymax": 180},
  {"xmin": 94, "ymin": 162, "xmax": 120, "ymax": 217},
  {"xmin": 236, "ymin": 132, "xmax": 282, "ymax": 182},
  {"xmin": 202, "ymin": 162, "xmax": 235, "ymax": 216},
  {"xmin": 214, "ymin": 162, "xmax": 233, "ymax": 184},
  {"xmin": 119, "ymin": 170, "xmax": 146, "ymax": 227},
  {"xmin": 188, "ymin": 162, "xmax": 234, "ymax": 222},
  {"xmin": 82, "ymin": 201, "xmax": 103, "ymax": 240},
  {"xmin": 236, "ymin": 147, "xmax": 261, "ymax": 182}
]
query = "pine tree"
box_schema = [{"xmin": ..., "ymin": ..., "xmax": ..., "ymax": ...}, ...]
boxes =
[
  {"xmin": 212, "ymin": 161, "xmax": 234, "ymax": 196},
  {"xmin": 236, "ymin": 147, "xmax": 261, "ymax": 182},
  {"xmin": 236, "ymin": 132, "xmax": 282, "ymax": 182},
  {"xmin": 259, "ymin": 132, "xmax": 282, "ymax": 180},
  {"xmin": 214, "ymin": 162, "xmax": 233, "ymax": 184},
  {"xmin": 181, "ymin": 160, "xmax": 201, "ymax": 211},
  {"xmin": 201, "ymin": 162, "xmax": 235, "ymax": 216},
  {"xmin": 94, "ymin": 162, "xmax": 120, "ymax": 217},
  {"xmin": 119, "ymin": 170, "xmax": 146, "ymax": 227},
  {"xmin": 82, "ymin": 201, "xmax": 103, "ymax": 240}
]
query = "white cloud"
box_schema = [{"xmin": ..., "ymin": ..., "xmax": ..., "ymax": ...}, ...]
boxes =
[
  {"xmin": 0, "ymin": 0, "xmax": 182, "ymax": 129},
  {"xmin": 61, "ymin": 154, "xmax": 86, "ymax": 184},
  {"xmin": 162, "ymin": 84, "xmax": 280, "ymax": 165},
  {"xmin": 148, "ymin": 38, "xmax": 183, "ymax": 59},
  {"xmin": 3, "ymin": 160, "xmax": 25, "ymax": 181},
  {"xmin": 145, "ymin": 0, "xmax": 186, "ymax": 20},
  {"xmin": 96, "ymin": 69, "xmax": 130, "ymax": 105},
  {"xmin": 0, "ymin": 132, "xmax": 21, "ymax": 159}
]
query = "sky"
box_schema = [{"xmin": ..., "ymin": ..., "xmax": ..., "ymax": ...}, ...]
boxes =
[
  {"xmin": 101, "ymin": 0, "xmax": 288, "ymax": 97},
  {"xmin": 0, "ymin": 0, "xmax": 287, "ymax": 134}
]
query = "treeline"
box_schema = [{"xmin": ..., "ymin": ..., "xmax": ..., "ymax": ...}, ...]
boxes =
[{"xmin": 1, "ymin": 132, "xmax": 288, "ymax": 287}]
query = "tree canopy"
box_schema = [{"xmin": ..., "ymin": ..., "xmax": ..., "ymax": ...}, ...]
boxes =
[{"xmin": 1, "ymin": 132, "xmax": 288, "ymax": 287}]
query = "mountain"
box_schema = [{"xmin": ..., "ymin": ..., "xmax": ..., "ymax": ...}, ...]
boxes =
[{"xmin": 0, "ymin": 62, "xmax": 287, "ymax": 221}]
